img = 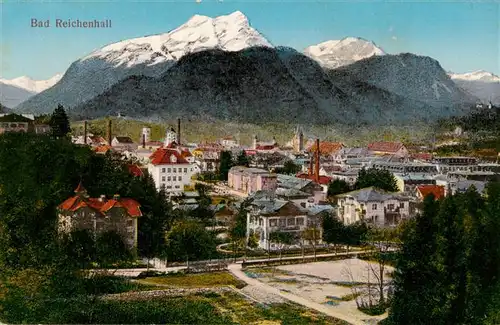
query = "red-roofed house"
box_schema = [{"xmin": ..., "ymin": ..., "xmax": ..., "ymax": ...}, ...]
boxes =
[
  {"xmin": 367, "ymin": 142, "xmax": 408, "ymax": 157},
  {"xmin": 307, "ymin": 142, "xmax": 344, "ymax": 157},
  {"xmin": 57, "ymin": 183, "xmax": 142, "ymax": 250},
  {"xmin": 415, "ymin": 185, "xmax": 445, "ymax": 201},
  {"xmin": 128, "ymin": 165, "xmax": 144, "ymax": 178},
  {"xmin": 148, "ymin": 147, "xmax": 195, "ymax": 194}
]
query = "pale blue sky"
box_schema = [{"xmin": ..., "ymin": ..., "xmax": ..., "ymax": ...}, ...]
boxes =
[{"xmin": 1, "ymin": 0, "xmax": 499, "ymax": 79}]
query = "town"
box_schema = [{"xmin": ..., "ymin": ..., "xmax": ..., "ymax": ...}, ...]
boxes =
[{"xmin": 1, "ymin": 105, "xmax": 499, "ymax": 324}]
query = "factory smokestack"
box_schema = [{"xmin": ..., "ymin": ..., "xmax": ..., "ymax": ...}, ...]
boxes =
[
  {"xmin": 177, "ymin": 118, "xmax": 181, "ymax": 146},
  {"xmin": 107, "ymin": 120, "xmax": 112, "ymax": 145},
  {"xmin": 83, "ymin": 121, "xmax": 88, "ymax": 145},
  {"xmin": 315, "ymin": 139, "xmax": 320, "ymax": 183},
  {"xmin": 309, "ymin": 153, "xmax": 313, "ymax": 176}
]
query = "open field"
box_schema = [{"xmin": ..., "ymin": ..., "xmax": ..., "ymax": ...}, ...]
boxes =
[{"xmin": 243, "ymin": 258, "xmax": 393, "ymax": 324}]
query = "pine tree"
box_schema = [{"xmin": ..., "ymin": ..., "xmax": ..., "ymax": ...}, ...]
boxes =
[
  {"xmin": 389, "ymin": 195, "xmax": 440, "ymax": 324},
  {"xmin": 48, "ymin": 104, "xmax": 71, "ymax": 138},
  {"xmin": 218, "ymin": 151, "xmax": 233, "ymax": 181},
  {"xmin": 235, "ymin": 150, "xmax": 250, "ymax": 167}
]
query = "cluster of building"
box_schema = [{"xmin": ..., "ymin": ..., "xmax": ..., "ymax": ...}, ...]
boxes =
[
  {"xmin": 0, "ymin": 113, "xmax": 51, "ymax": 135},
  {"xmin": 14, "ymin": 117, "xmax": 495, "ymax": 252}
]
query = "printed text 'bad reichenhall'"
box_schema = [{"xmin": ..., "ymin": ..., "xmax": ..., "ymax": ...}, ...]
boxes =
[{"xmin": 31, "ymin": 19, "xmax": 112, "ymax": 28}]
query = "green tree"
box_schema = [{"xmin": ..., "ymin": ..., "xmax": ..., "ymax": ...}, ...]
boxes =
[
  {"xmin": 95, "ymin": 231, "xmax": 132, "ymax": 266},
  {"xmin": 164, "ymin": 220, "xmax": 216, "ymax": 262},
  {"xmin": 229, "ymin": 199, "xmax": 252, "ymax": 261},
  {"xmin": 389, "ymin": 195, "xmax": 440, "ymax": 324},
  {"xmin": 269, "ymin": 230, "xmax": 294, "ymax": 262},
  {"xmin": 276, "ymin": 160, "xmax": 301, "ymax": 175},
  {"xmin": 60, "ymin": 230, "xmax": 96, "ymax": 269},
  {"xmin": 327, "ymin": 179, "xmax": 352, "ymax": 198},
  {"xmin": 218, "ymin": 151, "xmax": 233, "ymax": 181},
  {"xmin": 234, "ymin": 150, "xmax": 250, "ymax": 167},
  {"xmin": 342, "ymin": 221, "xmax": 369, "ymax": 252},
  {"xmin": 321, "ymin": 212, "xmax": 345, "ymax": 253},
  {"xmin": 49, "ymin": 104, "xmax": 71, "ymax": 138},
  {"xmin": 354, "ymin": 167, "xmax": 398, "ymax": 192}
]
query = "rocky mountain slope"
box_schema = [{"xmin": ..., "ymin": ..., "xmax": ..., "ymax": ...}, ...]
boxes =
[
  {"xmin": 304, "ymin": 37, "xmax": 385, "ymax": 69},
  {"xmin": 16, "ymin": 11, "xmax": 271, "ymax": 113},
  {"xmin": 328, "ymin": 53, "xmax": 476, "ymax": 108},
  {"xmin": 0, "ymin": 74, "xmax": 61, "ymax": 108},
  {"xmin": 73, "ymin": 47, "xmax": 474, "ymax": 125},
  {"xmin": 449, "ymin": 71, "xmax": 500, "ymax": 105},
  {"xmin": 15, "ymin": 11, "xmax": 478, "ymax": 125},
  {"xmin": 0, "ymin": 83, "xmax": 35, "ymax": 108}
]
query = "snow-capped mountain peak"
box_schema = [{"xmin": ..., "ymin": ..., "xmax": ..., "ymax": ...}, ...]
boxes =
[
  {"xmin": 0, "ymin": 73, "xmax": 62, "ymax": 93},
  {"xmin": 83, "ymin": 11, "xmax": 272, "ymax": 68},
  {"xmin": 449, "ymin": 70, "xmax": 500, "ymax": 83},
  {"xmin": 304, "ymin": 37, "xmax": 385, "ymax": 69}
]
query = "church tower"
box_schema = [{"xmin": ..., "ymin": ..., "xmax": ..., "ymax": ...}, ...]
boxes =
[{"xmin": 164, "ymin": 127, "xmax": 177, "ymax": 147}]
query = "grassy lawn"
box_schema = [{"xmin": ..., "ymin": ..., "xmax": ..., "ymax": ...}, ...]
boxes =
[
  {"xmin": 203, "ymin": 292, "xmax": 350, "ymax": 325},
  {"xmin": 22, "ymin": 291, "xmax": 349, "ymax": 324},
  {"xmin": 136, "ymin": 272, "xmax": 246, "ymax": 289}
]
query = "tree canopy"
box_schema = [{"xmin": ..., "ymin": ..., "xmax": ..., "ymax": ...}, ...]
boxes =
[
  {"xmin": 49, "ymin": 104, "xmax": 71, "ymax": 138},
  {"xmin": 354, "ymin": 167, "xmax": 399, "ymax": 192},
  {"xmin": 388, "ymin": 182, "xmax": 500, "ymax": 325}
]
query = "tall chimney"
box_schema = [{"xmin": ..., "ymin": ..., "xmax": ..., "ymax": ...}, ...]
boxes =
[
  {"xmin": 315, "ymin": 138, "xmax": 320, "ymax": 183},
  {"xmin": 107, "ymin": 119, "xmax": 112, "ymax": 145},
  {"xmin": 177, "ymin": 118, "xmax": 181, "ymax": 146},
  {"xmin": 309, "ymin": 154, "xmax": 313, "ymax": 176},
  {"xmin": 142, "ymin": 134, "xmax": 146, "ymax": 148},
  {"xmin": 83, "ymin": 121, "xmax": 88, "ymax": 145}
]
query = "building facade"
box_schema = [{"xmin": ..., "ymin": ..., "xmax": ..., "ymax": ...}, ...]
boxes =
[
  {"xmin": 336, "ymin": 187, "xmax": 412, "ymax": 227},
  {"xmin": 228, "ymin": 166, "xmax": 278, "ymax": 195},
  {"xmin": 57, "ymin": 183, "xmax": 142, "ymax": 250},
  {"xmin": 148, "ymin": 146, "xmax": 195, "ymax": 194}
]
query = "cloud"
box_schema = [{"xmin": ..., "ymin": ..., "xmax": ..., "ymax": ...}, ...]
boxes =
[
  {"xmin": 391, "ymin": 36, "xmax": 398, "ymax": 41},
  {"xmin": 388, "ymin": 26, "xmax": 394, "ymax": 33}
]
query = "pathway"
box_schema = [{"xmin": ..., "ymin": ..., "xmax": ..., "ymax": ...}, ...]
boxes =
[{"xmin": 228, "ymin": 263, "xmax": 362, "ymax": 325}]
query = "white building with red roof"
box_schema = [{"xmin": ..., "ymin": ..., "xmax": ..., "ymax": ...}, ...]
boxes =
[
  {"xmin": 57, "ymin": 183, "xmax": 142, "ymax": 250},
  {"xmin": 148, "ymin": 144, "xmax": 195, "ymax": 194}
]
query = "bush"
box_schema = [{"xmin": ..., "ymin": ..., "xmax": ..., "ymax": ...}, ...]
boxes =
[{"xmin": 358, "ymin": 301, "xmax": 390, "ymax": 316}]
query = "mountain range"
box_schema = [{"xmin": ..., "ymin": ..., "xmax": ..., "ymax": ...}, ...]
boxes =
[
  {"xmin": 0, "ymin": 74, "xmax": 61, "ymax": 108},
  {"xmin": 8, "ymin": 11, "xmax": 498, "ymax": 124}
]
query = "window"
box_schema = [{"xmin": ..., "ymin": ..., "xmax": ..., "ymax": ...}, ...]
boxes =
[
  {"xmin": 190, "ymin": 168, "xmax": 193, "ymax": 172},
  {"xmin": 173, "ymin": 168, "xmax": 177, "ymax": 173},
  {"xmin": 269, "ymin": 219, "xmax": 277, "ymax": 227},
  {"xmin": 167, "ymin": 176, "xmax": 171, "ymax": 181},
  {"xmin": 166, "ymin": 186, "xmax": 172, "ymax": 189},
  {"xmin": 259, "ymin": 218, "xmax": 263, "ymax": 226},
  {"xmin": 372, "ymin": 204, "xmax": 377, "ymax": 210},
  {"xmin": 296, "ymin": 218, "xmax": 304, "ymax": 226},
  {"xmin": 400, "ymin": 202, "xmax": 405, "ymax": 208},
  {"xmin": 161, "ymin": 176, "xmax": 166, "ymax": 182},
  {"xmin": 167, "ymin": 168, "xmax": 171, "ymax": 173},
  {"xmin": 173, "ymin": 176, "xmax": 177, "ymax": 181},
  {"xmin": 387, "ymin": 204, "xmax": 394, "ymax": 210},
  {"xmin": 161, "ymin": 168, "xmax": 166, "ymax": 173},
  {"xmin": 179, "ymin": 176, "xmax": 182, "ymax": 182},
  {"xmin": 279, "ymin": 219, "xmax": 286, "ymax": 227},
  {"xmin": 184, "ymin": 168, "xmax": 187, "ymax": 173},
  {"xmin": 175, "ymin": 185, "xmax": 180, "ymax": 189},
  {"xmin": 287, "ymin": 218, "xmax": 295, "ymax": 226}
]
